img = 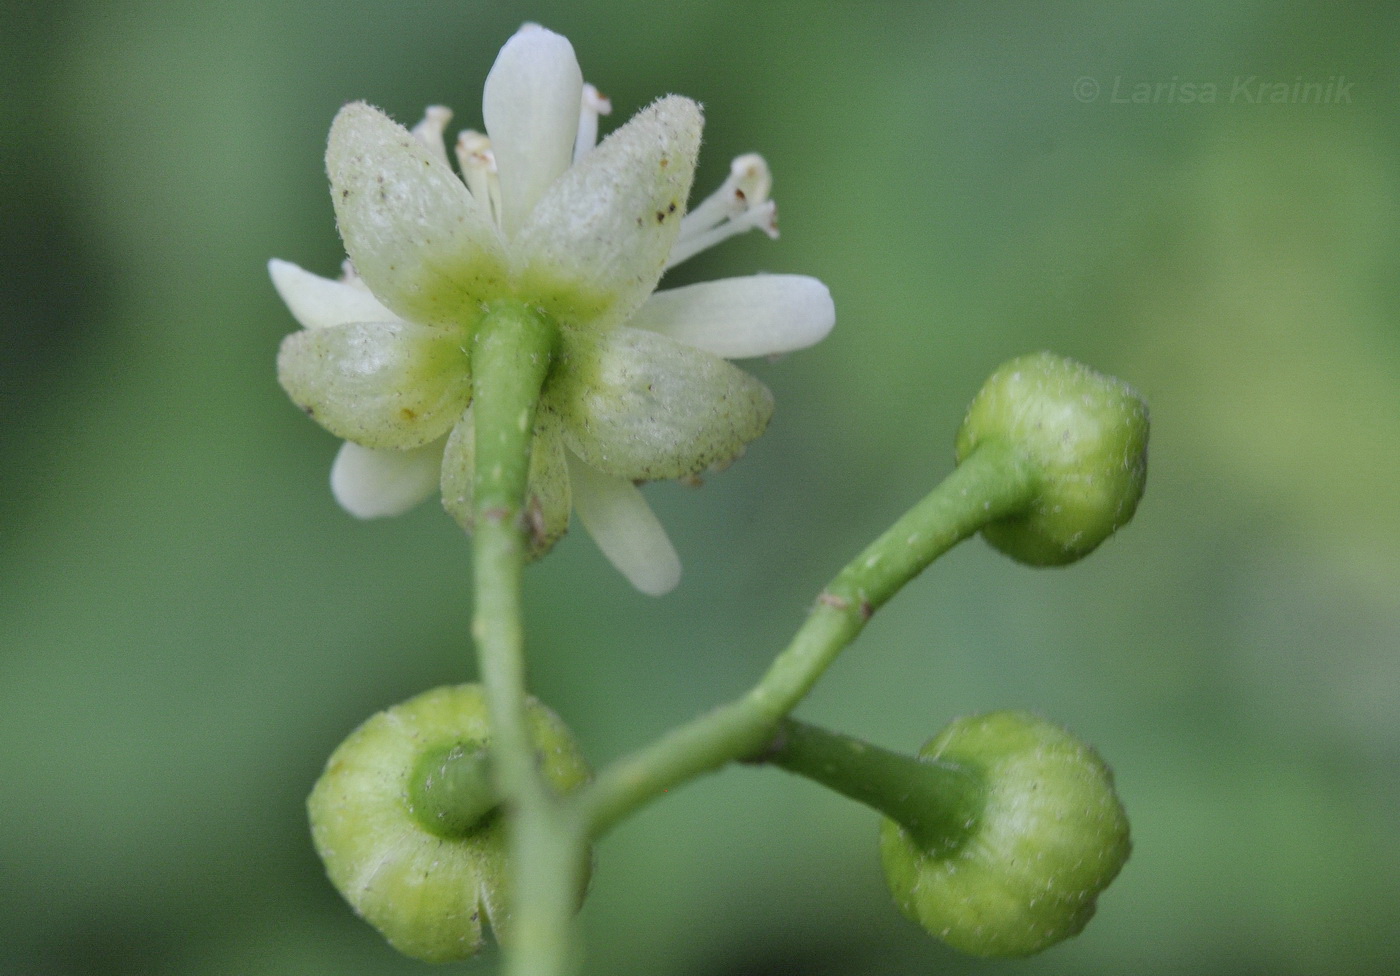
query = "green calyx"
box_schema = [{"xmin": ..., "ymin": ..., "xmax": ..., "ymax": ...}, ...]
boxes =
[
  {"xmin": 879, "ymin": 711, "xmax": 1131, "ymax": 957},
  {"xmin": 307, "ymin": 684, "xmax": 591, "ymax": 963},
  {"xmin": 956, "ymin": 351, "xmax": 1149, "ymax": 566}
]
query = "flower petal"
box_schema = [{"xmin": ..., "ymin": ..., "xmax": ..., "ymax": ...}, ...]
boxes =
[
  {"xmin": 268, "ymin": 258, "xmax": 398, "ymax": 330},
  {"xmin": 549, "ymin": 326, "xmax": 774, "ymax": 480},
  {"xmin": 567, "ymin": 455, "xmax": 680, "ymax": 596},
  {"xmin": 327, "ymin": 102, "xmax": 507, "ymax": 327},
  {"xmin": 627, "ymin": 275, "xmax": 835, "ymax": 358},
  {"xmin": 482, "ymin": 24, "xmax": 583, "ymax": 238},
  {"xmin": 277, "ymin": 322, "xmax": 472, "ymax": 449},
  {"xmin": 440, "ymin": 407, "xmax": 572, "ymax": 558},
  {"xmin": 330, "ymin": 439, "xmax": 445, "ymax": 518},
  {"xmin": 514, "ymin": 96, "xmax": 702, "ymax": 331}
]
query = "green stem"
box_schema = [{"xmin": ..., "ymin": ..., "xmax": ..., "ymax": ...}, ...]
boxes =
[
  {"xmin": 406, "ymin": 742, "xmax": 498, "ymax": 839},
  {"xmin": 581, "ymin": 439, "xmax": 1037, "ymax": 836},
  {"xmin": 470, "ymin": 302, "xmax": 584, "ymax": 976},
  {"xmin": 755, "ymin": 718, "xmax": 984, "ymax": 855}
]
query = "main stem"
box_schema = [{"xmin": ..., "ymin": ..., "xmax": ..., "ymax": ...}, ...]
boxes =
[
  {"xmin": 470, "ymin": 303, "xmax": 583, "ymax": 976},
  {"xmin": 581, "ymin": 439, "xmax": 1038, "ymax": 836}
]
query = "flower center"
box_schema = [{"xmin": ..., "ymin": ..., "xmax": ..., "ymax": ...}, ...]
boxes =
[{"xmin": 406, "ymin": 100, "xmax": 780, "ymax": 271}]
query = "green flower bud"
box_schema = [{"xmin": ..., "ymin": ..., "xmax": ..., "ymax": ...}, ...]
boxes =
[
  {"xmin": 879, "ymin": 711, "xmax": 1131, "ymax": 957},
  {"xmin": 307, "ymin": 684, "xmax": 590, "ymax": 963},
  {"xmin": 955, "ymin": 352, "xmax": 1149, "ymax": 566}
]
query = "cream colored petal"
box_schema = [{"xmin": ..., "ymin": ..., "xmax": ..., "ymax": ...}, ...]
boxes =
[
  {"xmin": 514, "ymin": 96, "xmax": 702, "ymax": 331},
  {"xmin": 277, "ymin": 321, "xmax": 471, "ymax": 449},
  {"xmin": 482, "ymin": 24, "xmax": 583, "ymax": 237},
  {"xmin": 567, "ymin": 455, "xmax": 680, "ymax": 596},
  {"xmin": 330, "ymin": 438, "xmax": 445, "ymax": 518},
  {"xmin": 327, "ymin": 102, "xmax": 507, "ymax": 327},
  {"xmin": 628, "ymin": 275, "xmax": 835, "ymax": 358},
  {"xmin": 440, "ymin": 408, "xmax": 572, "ymax": 559},
  {"xmin": 549, "ymin": 326, "xmax": 773, "ymax": 480},
  {"xmin": 268, "ymin": 258, "xmax": 397, "ymax": 330}
]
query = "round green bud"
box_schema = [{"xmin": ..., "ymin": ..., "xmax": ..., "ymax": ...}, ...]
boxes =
[
  {"xmin": 956, "ymin": 351, "xmax": 1149, "ymax": 566},
  {"xmin": 307, "ymin": 684, "xmax": 591, "ymax": 963},
  {"xmin": 879, "ymin": 711, "xmax": 1130, "ymax": 957}
]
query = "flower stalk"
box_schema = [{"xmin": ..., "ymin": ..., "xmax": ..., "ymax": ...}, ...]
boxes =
[
  {"xmin": 470, "ymin": 300, "xmax": 558, "ymax": 802},
  {"xmin": 468, "ymin": 301, "xmax": 588, "ymax": 976},
  {"xmin": 753, "ymin": 718, "xmax": 985, "ymax": 856}
]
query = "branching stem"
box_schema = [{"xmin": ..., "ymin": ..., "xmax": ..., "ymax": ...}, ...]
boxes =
[
  {"xmin": 470, "ymin": 318, "xmax": 1037, "ymax": 976},
  {"xmin": 580, "ymin": 439, "xmax": 1038, "ymax": 836}
]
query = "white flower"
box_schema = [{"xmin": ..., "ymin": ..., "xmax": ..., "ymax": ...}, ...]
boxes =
[{"xmin": 271, "ymin": 24, "xmax": 834, "ymax": 595}]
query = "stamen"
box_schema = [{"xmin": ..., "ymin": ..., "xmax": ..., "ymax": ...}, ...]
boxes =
[
  {"xmin": 680, "ymin": 153, "xmax": 773, "ymax": 236},
  {"xmin": 573, "ymin": 83, "xmax": 613, "ymax": 162},
  {"xmin": 455, "ymin": 130, "xmax": 503, "ymax": 228},
  {"xmin": 666, "ymin": 202, "xmax": 778, "ymax": 269},
  {"xmin": 666, "ymin": 154, "xmax": 779, "ymax": 269},
  {"xmin": 410, "ymin": 106, "xmax": 454, "ymax": 169}
]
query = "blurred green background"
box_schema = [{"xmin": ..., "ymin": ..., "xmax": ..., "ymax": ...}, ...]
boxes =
[{"xmin": 5, "ymin": 0, "xmax": 1399, "ymax": 973}]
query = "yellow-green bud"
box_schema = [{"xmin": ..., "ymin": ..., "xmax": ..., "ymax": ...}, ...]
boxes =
[
  {"xmin": 307, "ymin": 684, "xmax": 590, "ymax": 962},
  {"xmin": 879, "ymin": 711, "xmax": 1130, "ymax": 957},
  {"xmin": 956, "ymin": 352, "xmax": 1149, "ymax": 566}
]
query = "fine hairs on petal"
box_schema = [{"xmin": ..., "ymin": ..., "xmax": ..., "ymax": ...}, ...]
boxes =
[
  {"xmin": 277, "ymin": 321, "xmax": 473, "ymax": 449},
  {"xmin": 326, "ymin": 102, "xmax": 507, "ymax": 327},
  {"xmin": 513, "ymin": 95, "xmax": 703, "ymax": 331},
  {"xmin": 548, "ymin": 327, "xmax": 775, "ymax": 481}
]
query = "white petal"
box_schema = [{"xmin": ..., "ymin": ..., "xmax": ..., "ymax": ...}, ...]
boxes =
[
  {"xmin": 627, "ymin": 275, "xmax": 835, "ymax": 358},
  {"xmin": 268, "ymin": 259, "xmax": 398, "ymax": 330},
  {"xmin": 514, "ymin": 96, "xmax": 702, "ymax": 331},
  {"xmin": 568, "ymin": 455, "xmax": 680, "ymax": 596},
  {"xmin": 482, "ymin": 25, "xmax": 583, "ymax": 238},
  {"xmin": 549, "ymin": 326, "xmax": 773, "ymax": 481},
  {"xmin": 327, "ymin": 102, "xmax": 506, "ymax": 327},
  {"xmin": 330, "ymin": 439, "xmax": 444, "ymax": 518}
]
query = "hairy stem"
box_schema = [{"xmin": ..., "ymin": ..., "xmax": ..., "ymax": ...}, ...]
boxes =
[{"xmin": 581, "ymin": 439, "xmax": 1038, "ymax": 836}]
